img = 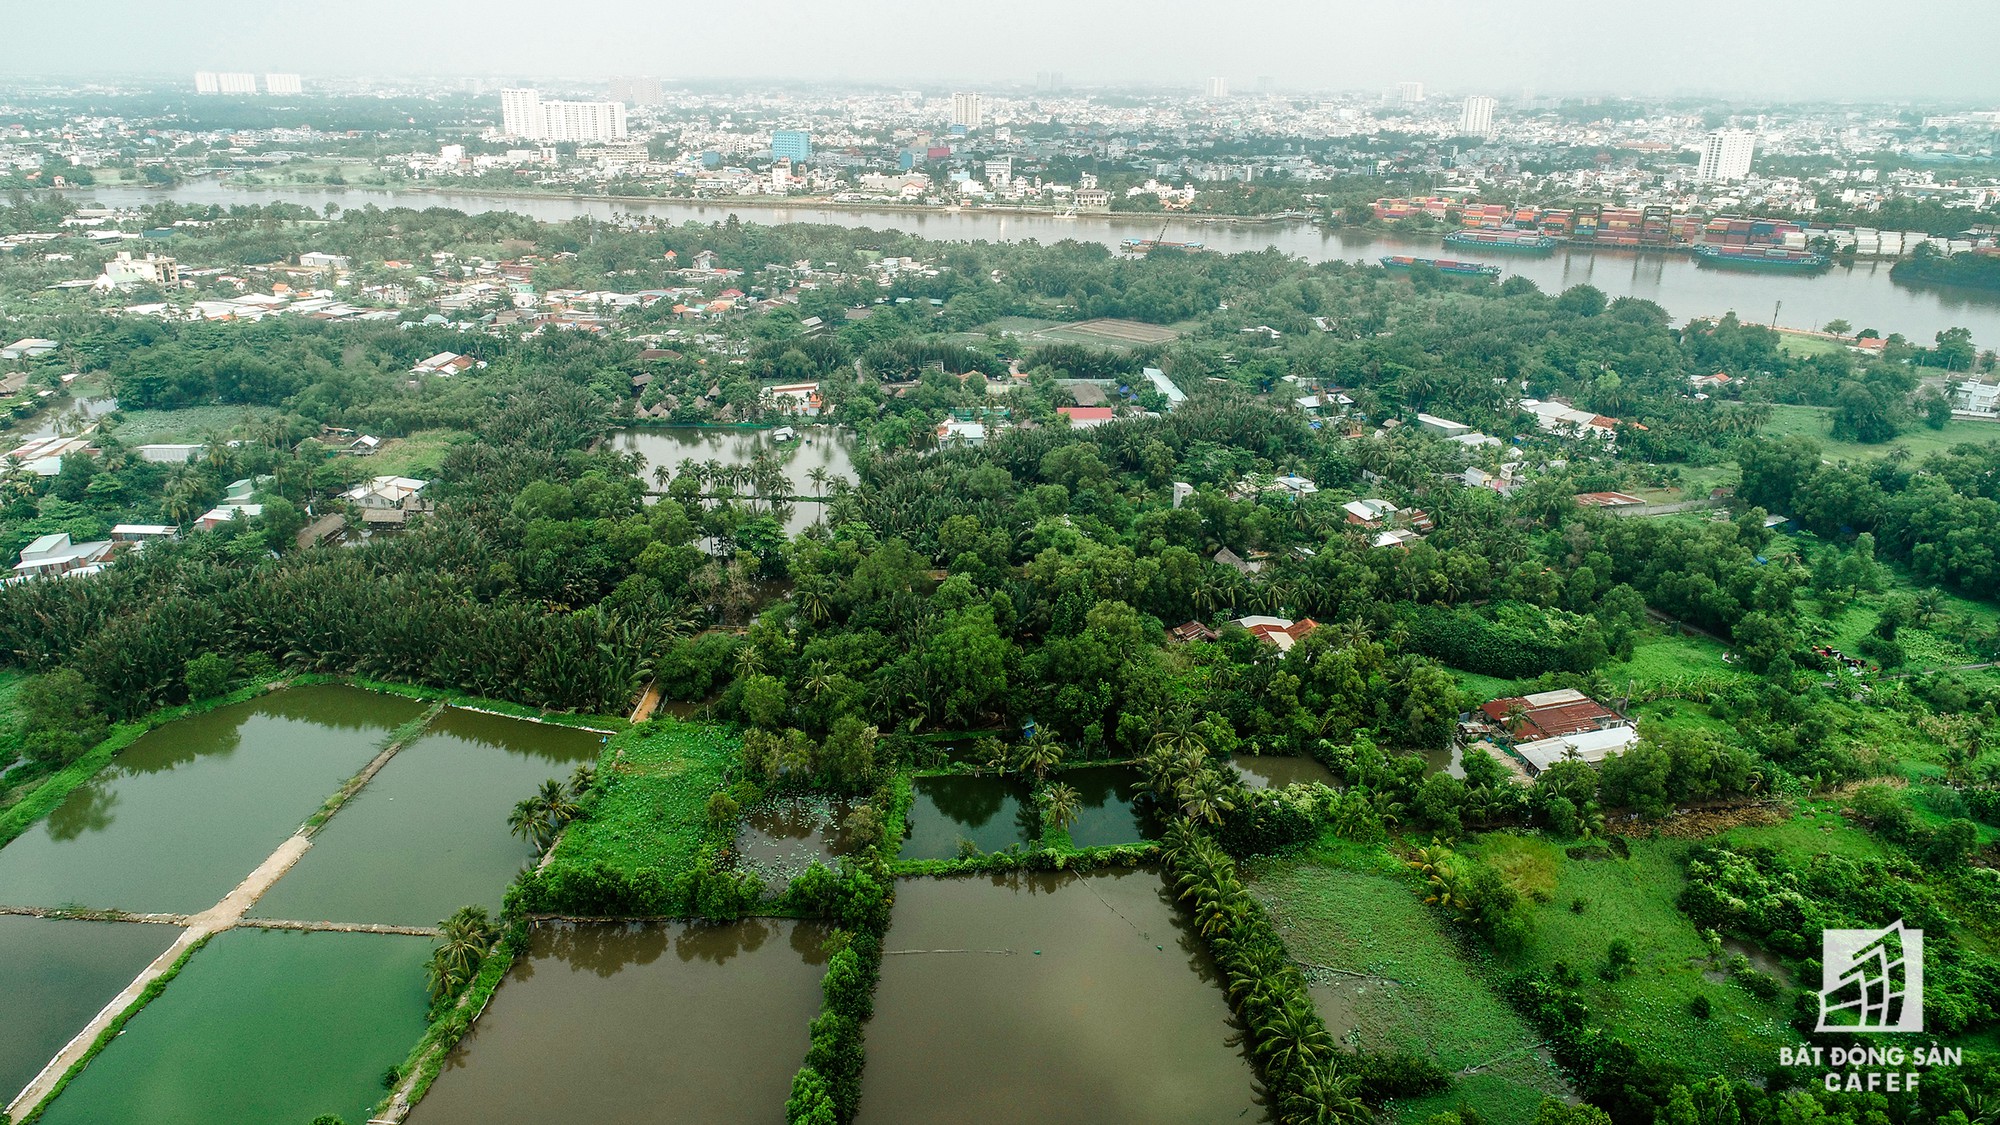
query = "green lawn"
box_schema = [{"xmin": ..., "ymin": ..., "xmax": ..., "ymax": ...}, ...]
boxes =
[
  {"xmin": 1759, "ymin": 404, "xmax": 2000, "ymax": 463},
  {"xmin": 1247, "ymin": 837, "xmax": 1567, "ymax": 1125},
  {"xmin": 1462, "ymin": 833, "xmax": 1800, "ymax": 1081},
  {"xmin": 546, "ymin": 719, "xmax": 737, "ymax": 876},
  {"xmin": 1774, "ymin": 334, "xmax": 1849, "ymax": 359}
]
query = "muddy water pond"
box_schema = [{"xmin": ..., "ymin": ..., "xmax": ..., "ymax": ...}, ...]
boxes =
[
  {"xmin": 253, "ymin": 709, "xmax": 604, "ymax": 926},
  {"xmin": 1056, "ymin": 765, "xmax": 1154, "ymax": 848},
  {"xmin": 0, "ymin": 686, "xmax": 424, "ymax": 914},
  {"xmin": 1228, "ymin": 754, "xmax": 1339, "ymax": 790},
  {"xmin": 411, "ymin": 918, "xmax": 829, "ymax": 1125},
  {"xmin": 899, "ymin": 773, "xmax": 1037, "ymax": 860},
  {"xmin": 36, "ymin": 927, "xmax": 429, "ymax": 1125},
  {"xmin": 858, "ymin": 870, "xmax": 1263, "ymax": 1124},
  {"xmin": 0, "ymin": 916, "xmax": 180, "ymax": 1105}
]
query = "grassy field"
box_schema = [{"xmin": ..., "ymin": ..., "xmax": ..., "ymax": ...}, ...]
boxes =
[
  {"xmin": 1773, "ymin": 333, "xmax": 1850, "ymax": 359},
  {"xmin": 1247, "ymin": 837, "xmax": 1567, "ymax": 1125},
  {"xmin": 1461, "ymin": 833, "xmax": 1800, "ymax": 1081},
  {"xmin": 1603, "ymin": 630, "xmax": 1749, "ymax": 694},
  {"xmin": 1452, "ymin": 628, "xmax": 1747, "ymax": 708},
  {"xmin": 364, "ymin": 430, "xmax": 471, "ymax": 479},
  {"xmin": 1759, "ymin": 404, "xmax": 2000, "ymax": 463},
  {"xmin": 110, "ymin": 404, "xmax": 281, "ymax": 444},
  {"xmin": 547, "ymin": 718, "xmax": 737, "ymax": 876}
]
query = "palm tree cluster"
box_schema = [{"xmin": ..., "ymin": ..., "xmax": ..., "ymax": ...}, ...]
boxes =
[
  {"xmin": 1142, "ymin": 718, "xmax": 1239, "ymax": 826},
  {"xmin": 1160, "ymin": 822, "xmax": 1368, "ymax": 1124},
  {"xmin": 0, "ymin": 526, "xmax": 659, "ymax": 718},
  {"xmin": 508, "ymin": 765, "xmax": 595, "ymax": 853},
  {"xmin": 426, "ymin": 904, "xmax": 499, "ymax": 1009}
]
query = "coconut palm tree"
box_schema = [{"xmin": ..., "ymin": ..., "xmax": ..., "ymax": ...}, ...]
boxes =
[
  {"xmin": 1015, "ymin": 730, "xmax": 1065, "ymax": 782},
  {"xmin": 1039, "ymin": 783, "xmax": 1081, "ymax": 836},
  {"xmin": 426, "ymin": 905, "xmax": 498, "ymax": 1006},
  {"xmin": 1178, "ymin": 770, "xmax": 1237, "ymax": 826}
]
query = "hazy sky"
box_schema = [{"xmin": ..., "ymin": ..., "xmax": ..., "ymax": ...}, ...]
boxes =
[{"xmin": 5, "ymin": 0, "xmax": 1997, "ymax": 101}]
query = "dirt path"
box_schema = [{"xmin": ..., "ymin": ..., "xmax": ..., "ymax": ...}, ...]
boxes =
[
  {"xmin": 629, "ymin": 680, "xmax": 662, "ymax": 723},
  {"xmin": 6, "ymin": 832, "xmax": 315, "ymax": 1119}
]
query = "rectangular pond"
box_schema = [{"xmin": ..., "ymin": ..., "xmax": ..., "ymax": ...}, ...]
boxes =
[
  {"xmin": 1055, "ymin": 765, "xmax": 1154, "ymax": 849},
  {"xmin": 898, "ymin": 774, "xmax": 1037, "ymax": 860},
  {"xmin": 410, "ymin": 918, "xmax": 829, "ymax": 1125},
  {"xmin": 857, "ymin": 870, "xmax": 1262, "ymax": 1124},
  {"xmin": 35, "ymin": 927, "xmax": 430, "ymax": 1125},
  {"xmin": 0, "ymin": 686, "xmax": 425, "ymax": 915},
  {"xmin": 613, "ymin": 425, "xmax": 857, "ymax": 535},
  {"xmin": 253, "ymin": 709, "xmax": 606, "ymax": 927},
  {"xmin": 1228, "ymin": 754, "xmax": 1340, "ymax": 790},
  {"xmin": 0, "ymin": 916, "xmax": 180, "ymax": 1107}
]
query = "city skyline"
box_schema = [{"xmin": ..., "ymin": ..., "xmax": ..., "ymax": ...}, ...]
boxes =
[{"xmin": 1, "ymin": 0, "xmax": 1997, "ymax": 100}]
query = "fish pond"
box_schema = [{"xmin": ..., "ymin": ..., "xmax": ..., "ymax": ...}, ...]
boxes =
[
  {"xmin": 411, "ymin": 918, "xmax": 829, "ymax": 1125},
  {"xmin": 253, "ymin": 708, "xmax": 605, "ymax": 926},
  {"xmin": 0, "ymin": 686, "xmax": 424, "ymax": 915},
  {"xmin": 0, "ymin": 915, "xmax": 180, "ymax": 1105},
  {"xmin": 1053, "ymin": 764, "xmax": 1154, "ymax": 848},
  {"xmin": 1229, "ymin": 753, "xmax": 1339, "ymax": 790},
  {"xmin": 898, "ymin": 773, "xmax": 1037, "ymax": 860},
  {"xmin": 857, "ymin": 870, "xmax": 1262, "ymax": 1124},
  {"xmin": 35, "ymin": 927, "xmax": 430, "ymax": 1125}
]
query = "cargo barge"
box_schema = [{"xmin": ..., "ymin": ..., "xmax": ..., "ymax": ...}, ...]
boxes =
[
  {"xmin": 1120, "ymin": 238, "xmax": 1204, "ymax": 253},
  {"xmin": 1444, "ymin": 229, "xmax": 1559, "ymax": 253},
  {"xmin": 1691, "ymin": 243, "xmax": 1831, "ymax": 272},
  {"xmin": 1379, "ymin": 255, "xmax": 1502, "ymax": 277}
]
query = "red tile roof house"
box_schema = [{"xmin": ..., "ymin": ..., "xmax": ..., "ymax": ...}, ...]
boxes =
[
  {"xmin": 1227, "ymin": 615, "xmax": 1319, "ymax": 653},
  {"xmin": 1057, "ymin": 405, "xmax": 1116, "ymax": 428}
]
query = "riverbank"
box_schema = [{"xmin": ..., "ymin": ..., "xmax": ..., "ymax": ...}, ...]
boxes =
[
  {"xmin": 61, "ymin": 180, "xmax": 2000, "ymax": 349},
  {"xmin": 81, "ymin": 175, "xmax": 1316, "ymax": 225}
]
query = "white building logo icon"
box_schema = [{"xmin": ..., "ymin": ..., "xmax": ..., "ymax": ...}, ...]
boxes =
[{"xmin": 1817, "ymin": 920, "xmax": 1923, "ymax": 1033}]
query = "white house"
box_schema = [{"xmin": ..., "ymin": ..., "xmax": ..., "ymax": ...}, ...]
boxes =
[
  {"xmin": 341, "ymin": 476, "xmax": 432, "ymax": 525},
  {"xmin": 12, "ymin": 533, "xmax": 113, "ymax": 579}
]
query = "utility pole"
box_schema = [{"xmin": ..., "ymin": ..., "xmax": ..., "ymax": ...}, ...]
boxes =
[{"xmin": 1771, "ymin": 300, "xmax": 1781, "ymax": 328}]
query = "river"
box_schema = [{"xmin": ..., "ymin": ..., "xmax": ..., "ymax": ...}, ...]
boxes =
[{"xmin": 79, "ymin": 183, "xmax": 2000, "ymax": 348}]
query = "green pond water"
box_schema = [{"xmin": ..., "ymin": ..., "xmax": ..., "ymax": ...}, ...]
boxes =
[
  {"xmin": 1057, "ymin": 765, "xmax": 1154, "ymax": 849},
  {"xmin": 36, "ymin": 927, "xmax": 429, "ymax": 1125},
  {"xmin": 899, "ymin": 773, "xmax": 1037, "ymax": 860},
  {"xmin": 253, "ymin": 709, "xmax": 605, "ymax": 926},
  {"xmin": 858, "ymin": 870, "xmax": 1264, "ymax": 1124},
  {"xmin": 0, "ymin": 916, "xmax": 179, "ymax": 1105},
  {"xmin": 410, "ymin": 918, "xmax": 829, "ymax": 1124},
  {"xmin": 1229, "ymin": 753, "xmax": 1340, "ymax": 789},
  {"xmin": 0, "ymin": 686, "xmax": 423, "ymax": 914}
]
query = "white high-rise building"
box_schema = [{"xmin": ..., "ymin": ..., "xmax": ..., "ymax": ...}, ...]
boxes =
[
  {"xmin": 1205, "ymin": 76, "xmax": 1229, "ymax": 99},
  {"xmin": 1459, "ymin": 95, "xmax": 1497, "ymax": 138},
  {"xmin": 950, "ymin": 92, "xmax": 983, "ymax": 130},
  {"xmin": 501, "ymin": 88, "xmax": 544, "ymax": 138},
  {"xmin": 1697, "ymin": 130, "xmax": 1756, "ymax": 182},
  {"xmin": 218, "ymin": 73, "xmax": 257, "ymax": 95},
  {"xmin": 1398, "ymin": 81, "xmax": 1425, "ymax": 104},
  {"xmin": 194, "ymin": 71, "xmax": 220, "ymax": 94},
  {"xmin": 538, "ymin": 99, "xmax": 628, "ymax": 142},
  {"xmin": 499, "ymin": 89, "xmax": 625, "ymax": 141},
  {"xmin": 265, "ymin": 73, "xmax": 303, "ymax": 96}
]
